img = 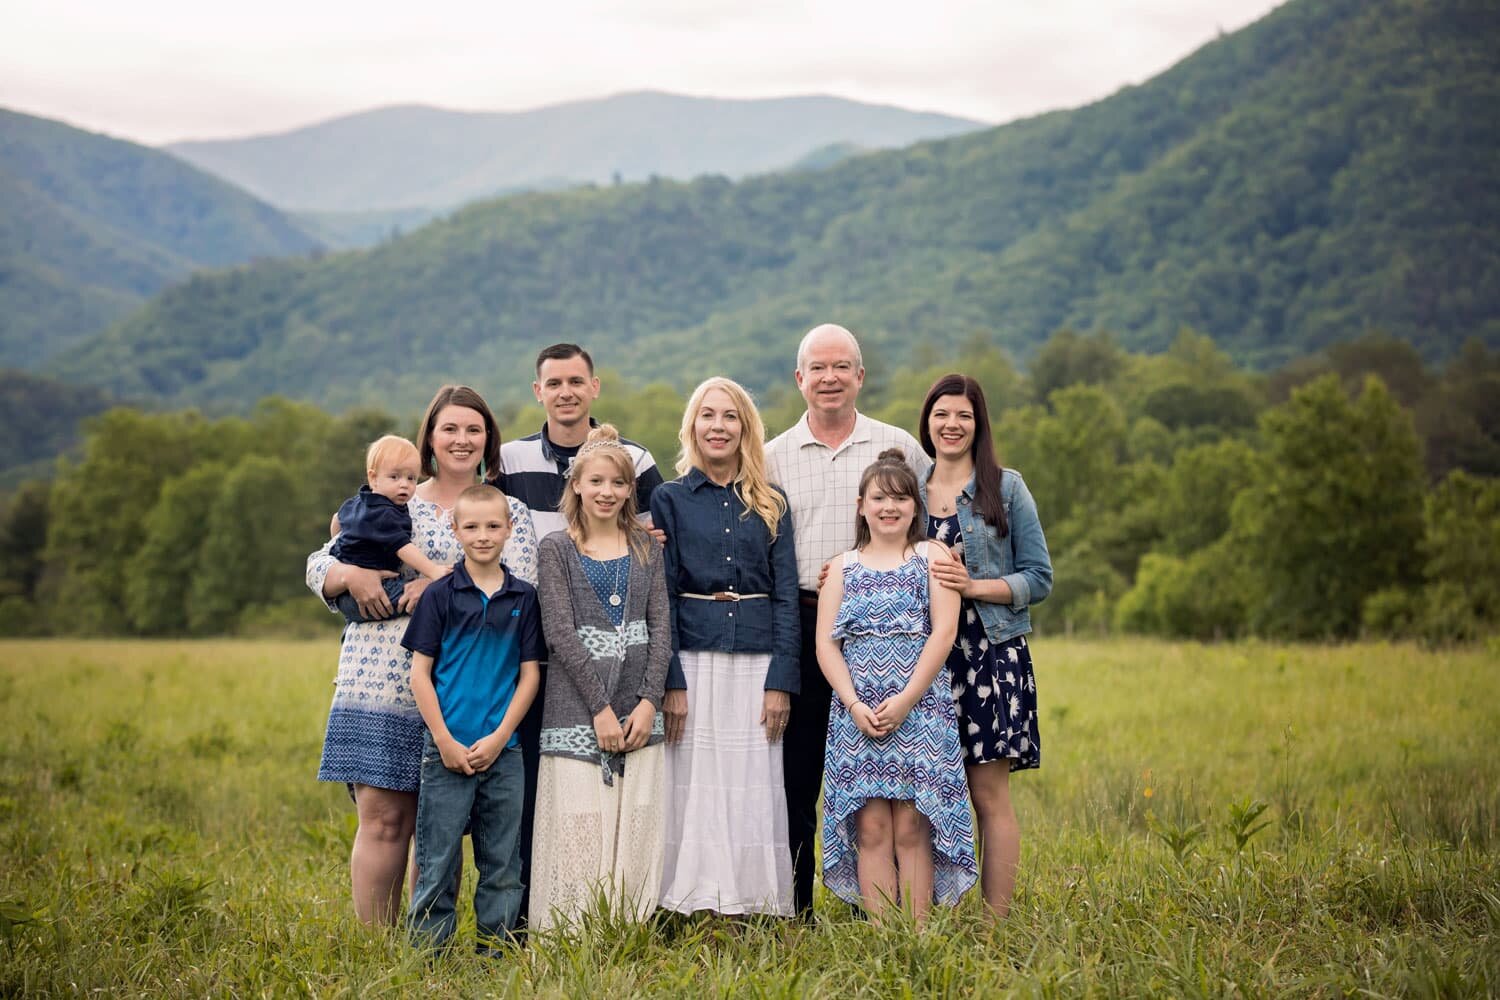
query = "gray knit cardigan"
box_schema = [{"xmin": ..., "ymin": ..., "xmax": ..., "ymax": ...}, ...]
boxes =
[{"xmin": 536, "ymin": 531, "xmax": 672, "ymax": 779}]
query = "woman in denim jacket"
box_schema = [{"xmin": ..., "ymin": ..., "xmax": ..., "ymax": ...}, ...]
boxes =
[{"xmin": 917, "ymin": 373, "xmax": 1052, "ymax": 919}]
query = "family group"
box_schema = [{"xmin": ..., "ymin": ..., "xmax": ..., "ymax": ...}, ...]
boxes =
[{"xmin": 307, "ymin": 324, "xmax": 1053, "ymax": 950}]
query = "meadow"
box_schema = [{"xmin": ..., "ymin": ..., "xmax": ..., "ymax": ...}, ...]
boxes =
[{"xmin": 1, "ymin": 637, "xmax": 1496, "ymax": 997}]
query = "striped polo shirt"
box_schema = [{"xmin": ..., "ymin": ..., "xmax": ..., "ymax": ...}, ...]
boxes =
[{"xmin": 500, "ymin": 420, "xmax": 665, "ymax": 539}]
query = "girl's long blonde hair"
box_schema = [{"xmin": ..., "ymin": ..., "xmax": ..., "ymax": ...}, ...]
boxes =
[
  {"xmin": 561, "ymin": 424, "xmax": 652, "ymax": 559},
  {"xmin": 677, "ymin": 377, "xmax": 787, "ymax": 538}
]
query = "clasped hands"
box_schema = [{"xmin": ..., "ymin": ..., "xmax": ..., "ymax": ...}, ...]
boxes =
[
  {"xmin": 593, "ymin": 701, "xmax": 656, "ymax": 754},
  {"xmin": 848, "ymin": 690, "xmax": 916, "ymax": 740},
  {"xmin": 436, "ymin": 732, "xmax": 506, "ymax": 775}
]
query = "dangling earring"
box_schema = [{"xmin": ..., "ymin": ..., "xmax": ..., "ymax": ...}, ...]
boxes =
[
  {"xmin": 429, "ymin": 454, "xmax": 438, "ymax": 475},
  {"xmin": 478, "ymin": 457, "xmax": 486, "ymax": 482}
]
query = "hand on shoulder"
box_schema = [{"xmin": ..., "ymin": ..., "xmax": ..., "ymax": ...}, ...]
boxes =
[{"xmin": 927, "ymin": 540, "xmax": 971, "ymax": 596}]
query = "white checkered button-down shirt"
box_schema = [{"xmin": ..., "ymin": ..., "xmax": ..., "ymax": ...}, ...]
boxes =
[{"xmin": 766, "ymin": 412, "xmax": 933, "ymax": 590}]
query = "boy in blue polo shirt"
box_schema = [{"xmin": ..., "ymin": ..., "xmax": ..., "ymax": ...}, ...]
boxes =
[{"xmin": 404, "ymin": 484, "xmax": 542, "ymax": 951}]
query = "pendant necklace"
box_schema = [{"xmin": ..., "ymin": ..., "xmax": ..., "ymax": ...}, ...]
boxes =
[{"xmin": 608, "ymin": 548, "xmax": 626, "ymax": 607}]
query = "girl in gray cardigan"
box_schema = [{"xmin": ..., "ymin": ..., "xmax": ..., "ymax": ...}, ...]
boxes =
[{"xmin": 529, "ymin": 425, "xmax": 672, "ymax": 931}]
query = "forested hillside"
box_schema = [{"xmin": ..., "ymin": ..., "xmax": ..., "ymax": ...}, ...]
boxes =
[
  {"xmin": 0, "ymin": 109, "xmax": 321, "ymax": 368},
  {"xmin": 166, "ymin": 93, "xmax": 983, "ymax": 214},
  {"xmin": 49, "ymin": 0, "xmax": 1500, "ymax": 416},
  {"xmin": 0, "ymin": 369, "xmax": 115, "ymax": 479}
]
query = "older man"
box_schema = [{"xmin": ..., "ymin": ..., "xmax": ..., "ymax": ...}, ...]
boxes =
[{"xmin": 765, "ymin": 323, "xmax": 931, "ymax": 917}]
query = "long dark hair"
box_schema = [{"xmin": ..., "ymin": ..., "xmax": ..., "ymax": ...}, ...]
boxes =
[
  {"xmin": 919, "ymin": 374, "xmax": 1008, "ymax": 537},
  {"xmin": 853, "ymin": 449, "xmax": 925, "ymax": 550},
  {"xmin": 416, "ymin": 385, "xmax": 502, "ymax": 484}
]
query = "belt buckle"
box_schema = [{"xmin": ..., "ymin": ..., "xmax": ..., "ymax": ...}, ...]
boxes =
[{"xmin": 713, "ymin": 591, "xmax": 741, "ymax": 602}]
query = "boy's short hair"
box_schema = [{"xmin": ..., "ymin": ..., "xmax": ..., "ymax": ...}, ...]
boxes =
[
  {"xmin": 535, "ymin": 343, "xmax": 594, "ymax": 375},
  {"xmin": 366, "ymin": 435, "xmax": 421, "ymax": 473},
  {"xmin": 453, "ymin": 483, "xmax": 511, "ymax": 520}
]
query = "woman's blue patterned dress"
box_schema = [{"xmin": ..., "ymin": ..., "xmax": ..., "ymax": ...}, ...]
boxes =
[
  {"xmin": 309, "ymin": 494, "xmax": 537, "ymax": 792},
  {"xmin": 821, "ymin": 545, "xmax": 977, "ymax": 906}
]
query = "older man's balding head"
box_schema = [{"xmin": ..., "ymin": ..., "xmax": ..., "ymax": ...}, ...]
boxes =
[
  {"xmin": 795, "ymin": 324, "xmax": 863, "ymax": 373},
  {"xmin": 794, "ymin": 323, "xmax": 866, "ymax": 422}
]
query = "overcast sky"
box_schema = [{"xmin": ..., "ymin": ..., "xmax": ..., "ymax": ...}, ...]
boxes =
[{"xmin": 2, "ymin": 0, "xmax": 1283, "ymax": 146}]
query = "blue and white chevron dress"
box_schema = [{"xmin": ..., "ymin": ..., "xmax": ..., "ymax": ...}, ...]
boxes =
[{"xmin": 821, "ymin": 546, "xmax": 977, "ymax": 906}]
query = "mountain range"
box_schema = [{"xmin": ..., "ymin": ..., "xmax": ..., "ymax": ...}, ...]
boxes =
[
  {"xmin": 26, "ymin": 0, "xmax": 1500, "ymax": 420},
  {"xmin": 166, "ymin": 92, "xmax": 985, "ymax": 215},
  {"xmin": 0, "ymin": 108, "xmax": 321, "ymax": 368}
]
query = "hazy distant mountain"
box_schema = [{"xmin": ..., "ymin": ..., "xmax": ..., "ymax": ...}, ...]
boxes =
[
  {"xmin": 291, "ymin": 205, "xmax": 456, "ymax": 251},
  {"xmin": 166, "ymin": 92, "xmax": 985, "ymax": 213},
  {"xmin": 785, "ymin": 142, "xmax": 868, "ymax": 172},
  {"xmin": 55, "ymin": 0, "xmax": 1500, "ymax": 414},
  {"xmin": 0, "ymin": 108, "xmax": 321, "ymax": 368}
]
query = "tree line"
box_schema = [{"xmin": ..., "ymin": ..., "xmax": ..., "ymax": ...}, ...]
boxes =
[{"xmin": 2, "ymin": 330, "xmax": 1497, "ymax": 643}]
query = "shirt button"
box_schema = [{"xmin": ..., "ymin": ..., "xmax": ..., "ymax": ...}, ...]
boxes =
[
  {"xmin": 726, "ymin": 556, "xmax": 732, "ymax": 561},
  {"xmin": 728, "ymin": 612, "xmax": 734, "ymax": 617},
  {"xmin": 725, "ymin": 528, "xmax": 730, "ymax": 533},
  {"xmin": 723, "ymin": 501, "xmax": 729, "ymax": 507}
]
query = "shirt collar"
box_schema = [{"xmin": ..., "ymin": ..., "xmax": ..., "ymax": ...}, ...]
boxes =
[
  {"xmin": 792, "ymin": 410, "xmax": 869, "ymax": 450},
  {"xmin": 539, "ymin": 417, "xmax": 600, "ymax": 463},
  {"xmin": 357, "ymin": 484, "xmax": 402, "ymax": 507},
  {"xmin": 450, "ymin": 556, "xmax": 519, "ymax": 596},
  {"xmin": 684, "ymin": 466, "xmax": 739, "ymax": 493}
]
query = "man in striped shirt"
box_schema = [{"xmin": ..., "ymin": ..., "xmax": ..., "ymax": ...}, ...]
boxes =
[
  {"xmin": 500, "ymin": 343, "xmax": 664, "ymax": 540},
  {"xmin": 765, "ymin": 323, "xmax": 931, "ymax": 918}
]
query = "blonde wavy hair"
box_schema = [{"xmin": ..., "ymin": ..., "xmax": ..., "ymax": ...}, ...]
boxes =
[
  {"xmin": 560, "ymin": 424, "xmax": 652, "ymax": 559},
  {"xmin": 677, "ymin": 377, "xmax": 787, "ymax": 538}
]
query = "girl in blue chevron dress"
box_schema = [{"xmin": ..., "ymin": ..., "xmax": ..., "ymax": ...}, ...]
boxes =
[{"xmin": 815, "ymin": 449, "xmax": 977, "ymax": 922}]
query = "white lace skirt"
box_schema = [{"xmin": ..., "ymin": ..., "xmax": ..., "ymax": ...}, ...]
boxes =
[
  {"xmin": 659, "ymin": 650, "xmax": 794, "ymax": 916},
  {"xmin": 528, "ymin": 745, "xmax": 665, "ymax": 931}
]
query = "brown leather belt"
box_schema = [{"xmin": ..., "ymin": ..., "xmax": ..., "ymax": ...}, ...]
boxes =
[
  {"xmin": 798, "ymin": 589, "xmax": 819, "ymax": 609},
  {"xmin": 679, "ymin": 592, "xmax": 768, "ymax": 602}
]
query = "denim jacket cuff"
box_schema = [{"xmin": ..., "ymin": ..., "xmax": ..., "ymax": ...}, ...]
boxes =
[
  {"xmin": 1002, "ymin": 571, "xmax": 1031, "ymax": 610},
  {"xmin": 665, "ymin": 653, "xmax": 686, "ymax": 691},
  {"xmin": 764, "ymin": 653, "xmax": 801, "ymax": 695}
]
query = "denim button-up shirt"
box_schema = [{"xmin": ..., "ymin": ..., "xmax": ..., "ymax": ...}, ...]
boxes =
[
  {"xmin": 649, "ymin": 468, "xmax": 800, "ymax": 693},
  {"xmin": 919, "ymin": 466, "xmax": 1053, "ymax": 643}
]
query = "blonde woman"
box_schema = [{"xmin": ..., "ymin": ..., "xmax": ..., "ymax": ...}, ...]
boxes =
[
  {"xmin": 650, "ymin": 377, "xmax": 799, "ymax": 916},
  {"xmin": 532, "ymin": 425, "xmax": 672, "ymax": 930}
]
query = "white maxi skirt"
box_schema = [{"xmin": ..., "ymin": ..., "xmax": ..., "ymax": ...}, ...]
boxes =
[
  {"xmin": 529, "ymin": 744, "xmax": 665, "ymax": 931},
  {"xmin": 659, "ymin": 649, "xmax": 794, "ymax": 915}
]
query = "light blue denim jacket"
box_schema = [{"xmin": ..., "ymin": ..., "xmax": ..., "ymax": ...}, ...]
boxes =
[{"xmin": 919, "ymin": 467, "xmax": 1052, "ymax": 643}]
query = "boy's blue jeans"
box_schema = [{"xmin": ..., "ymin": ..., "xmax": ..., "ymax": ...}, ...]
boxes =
[{"xmin": 409, "ymin": 732, "xmax": 525, "ymax": 948}]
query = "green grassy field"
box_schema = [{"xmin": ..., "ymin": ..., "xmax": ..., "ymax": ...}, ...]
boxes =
[{"xmin": 2, "ymin": 638, "xmax": 1497, "ymax": 997}]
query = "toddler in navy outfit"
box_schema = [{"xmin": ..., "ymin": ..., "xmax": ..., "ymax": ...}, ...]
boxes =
[{"xmin": 330, "ymin": 435, "xmax": 451, "ymax": 622}]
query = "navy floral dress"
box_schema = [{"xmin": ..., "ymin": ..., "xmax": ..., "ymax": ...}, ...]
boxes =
[{"xmin": 927, "ymin": 513, "xmax": 1040, "ymax": 771}]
